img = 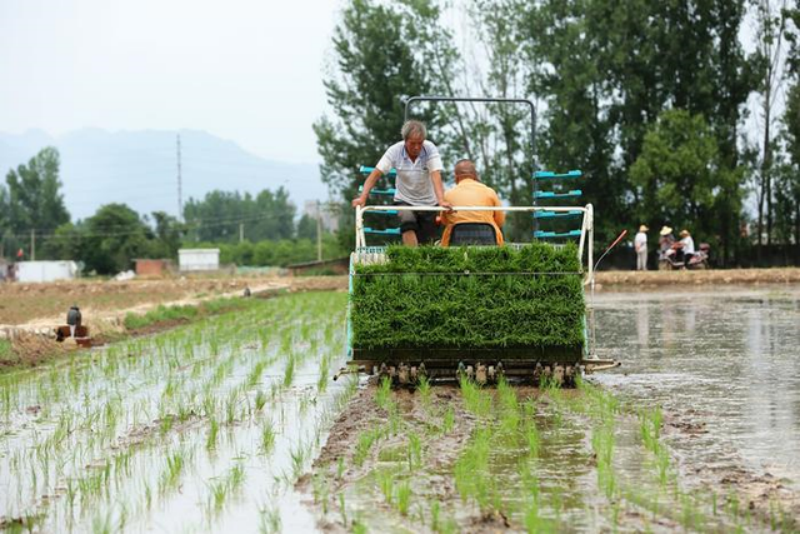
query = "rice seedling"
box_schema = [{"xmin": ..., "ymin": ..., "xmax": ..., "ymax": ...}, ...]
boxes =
[
  {"xmin": 311, "ymin": 474, "xmax": 331, "ymax": 513},
  {"xmin": 159, "ymin": 450, "xmax": 185, "ymax": 493},
  {"xmin": 290, "ymin": 442, "xmax": 308, "ymax": 480},
  {"xmin": 283, "ymin": 356, "xmax": 296, "ymax": 389},
  {"xmin": 407, "ymin": 433, "xmax": 422, "ymax": 470},
  {"xmin": 206, "ymin": 418, "xmax": 219, "ymax": 452},
  {"xmin": 260, "ymin": 420, "xmax": 276, "ymax": 455},
  {"xmin": 431, "ymin": 501, "xmax": 441, "ymax": 531},
  {"xmin": 396, "ymin": 480, "xmax": 412, "ymax": 515},
  {"xmin": 91, "ymin": 511, "xmax": 113, "ymax": 534},
  {"xmin": 459, "ymin": 378, "xmax": 491, "ymax": 418},
  {"xmin": 225, "ymin": 389, "xmax": 239, "ymax": 424},
  {"xmin": 592, "ymin": 422, "xmax": 617, "ymax": 499},
  {"xmin": 209, "ymin": 479, "xmax": 228, "ymax": 513},
  {"xmin": 338, "ymin": 492, "xmax": 348, "ymax": 527},
  {"xmin": 258, "ymin": 504, "xmax": 281, "ymax": 534},
  {"xmin": 255, "ymin": 390, "xmax": 267, "ymax": 411},
  {"xmin": 377, "ymin": 470, "xmax": 394, "ymax": 504},
  {"xmin": 442, "ymin": 406, "xmax": 455, "ymax": 434},
  {"xmin": 247, "ymin": 360, "xmax": 268, "ymax": 388},
  {"xmin": 375, "ymin": 376, "xmax": 391, "ymax": 410},
  {"xmin": 317, "ymin": 355, "xmax": 330, "ymax": 393},
  {"xmin": 337, "ymin": 457, "xmax": 345, "ymax": 480},
  {"xmin": 351, "ymin": 244, "xmax": 585, "ymax": 352},
  {"xmin": 454, "ymin": 428, "xmax": 493, "ymax": 510},
  {"xmin": 417, "ymin": 376, "xmax": 431, "ymax": 407},
  {"xmin": 354, "ymin": 427, "xmax": 383, "ymax": 467},
  {"xmin": 524, "ymin": 420, "xmax": 540, "ymax": 458}
]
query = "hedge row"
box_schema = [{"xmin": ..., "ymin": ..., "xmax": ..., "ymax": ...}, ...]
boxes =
[{"xmin": 351, "ymin": 244, "xmax": 586, "ymax": 351}]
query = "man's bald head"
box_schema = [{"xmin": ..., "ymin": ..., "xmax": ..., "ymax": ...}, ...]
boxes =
[{"xmin": 454, "ymin": 159, "xmax": 479, "ymax": 183}]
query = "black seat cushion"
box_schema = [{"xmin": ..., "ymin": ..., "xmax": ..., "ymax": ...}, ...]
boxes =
[{"xmin": 449, "ymin": 223, "xmax": 498, "ymax": 246}]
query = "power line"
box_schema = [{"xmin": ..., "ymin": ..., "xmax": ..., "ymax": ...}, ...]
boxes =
[{"xmin": 0, "ymin": 211, "xmax": 303, "ymax": 240}]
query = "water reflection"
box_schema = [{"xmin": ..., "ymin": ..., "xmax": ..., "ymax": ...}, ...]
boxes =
[{"xmin": 593, "ymin": 286, "xmax": 800, "ymax": 489}]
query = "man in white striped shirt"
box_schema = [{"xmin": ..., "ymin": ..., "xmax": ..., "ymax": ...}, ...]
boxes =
[{"xmin": 352, "ymin": 120, "xmax": 451, "ymax": 246}]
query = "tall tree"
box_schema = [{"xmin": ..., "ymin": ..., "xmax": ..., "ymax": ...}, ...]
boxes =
[
  {"xmin": 183, "ymin": 187, "xmax": 295, "ymax": 243},
  {"xmin": 516, "ymin": 0, "xmax": 750, "ymax": 257},
  {"xmin": 774, "ymin": 4, "xmax": 800, "ymax": 252},
  {"xmin": 630, "ymin": 109, "xmax": 744, "ymax": 251},
  {"xmin": 751, "ymin": 0, "xmax": 789, "ymax": 249},
  {"xmin": 0, "ymin": 185, "xmax": 10, "ymax": 259},
  {"xmin": 5, "ymin": 147, "xmax": 70, "ymax": 255},
  {"xmin": 149, "ymin": 211, "xmax": 186, "ymax": 259},
  {"xmin": 80, "ymin": 204, "xmax": 153, "ymax": 275},
  {"xmin": 314, "ymin": 0, "xmax": 456, "ymax": 246}
]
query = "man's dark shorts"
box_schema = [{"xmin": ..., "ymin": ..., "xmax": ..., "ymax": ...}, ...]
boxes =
[{"xmin": 394, "ymin": 200, "xmax": 439, "ymax": 244}]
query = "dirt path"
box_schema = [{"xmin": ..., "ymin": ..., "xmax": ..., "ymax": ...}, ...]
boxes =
[
  {"xmin": 594, "ymin": 267, "xmax": 800, "ymax": 287},
  {"xmin": 0, "ymin": 276, "xmax": 347, "ymax": 336}
]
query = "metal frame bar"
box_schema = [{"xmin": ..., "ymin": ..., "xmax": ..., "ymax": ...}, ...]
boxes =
[{"xmin": 354, "ymin": 204, "xmax": 595, "ymax": 285}]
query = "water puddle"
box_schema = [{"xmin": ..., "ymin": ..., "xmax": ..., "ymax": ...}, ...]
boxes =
[{"xmin": 592, "ymin": 285, "xmax": 800, "ymax": 492}]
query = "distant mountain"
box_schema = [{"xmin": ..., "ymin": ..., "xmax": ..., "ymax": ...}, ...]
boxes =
[{"xmin": 0, "ymin": 128, "xmax": 328, "ymax": 221}]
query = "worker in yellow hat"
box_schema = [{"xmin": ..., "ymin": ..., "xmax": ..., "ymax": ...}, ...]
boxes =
[
  {"xmin": 658, "ymin": 226, "xmax": 675, "ymax": 265},
  {"xmin": 635, "ymin": 224, "xmax": 649, "ymax": 270}
]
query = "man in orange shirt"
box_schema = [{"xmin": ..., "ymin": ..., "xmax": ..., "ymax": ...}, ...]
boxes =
[{"xmin": 440, "ymin": 160, "xmax": 505, "ymax": 246}]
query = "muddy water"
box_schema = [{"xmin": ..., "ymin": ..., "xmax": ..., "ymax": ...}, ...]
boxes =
[{"xmin": 592, "ymin": 285, "xmax": 800, "ymax": 491}]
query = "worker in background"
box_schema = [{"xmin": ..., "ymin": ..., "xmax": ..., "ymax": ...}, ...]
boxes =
[
  {"xmin": 439, "ymin": 159, "xmax": 505, "ymax": 247},
  {"xmin": 67, "ymin": 305, "xmax": 82, "ymax": 339},
  {"xmin": 634, "ymin": 224, "xmax": 649, "ymax": 271},
  {"xmin": 680, "ymin": 229, "xmax": 695, "ymax": 265},
  {"xmin": 658, "ymin": 226, "xmax": 675, "ymax": 262},
  {"xmin": 353, "ymin": 120, "xmax": 452, "ymax": 246}
]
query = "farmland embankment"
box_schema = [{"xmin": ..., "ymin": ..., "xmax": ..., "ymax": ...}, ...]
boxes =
[{"xmin": 594, "ymin": 267, "xmax": 800, "ymax": 286}]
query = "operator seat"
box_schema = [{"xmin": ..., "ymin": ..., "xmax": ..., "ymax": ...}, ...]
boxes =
[{"xmin": 448, "ymin": 223, "xmax": 499, "ymax": 246}]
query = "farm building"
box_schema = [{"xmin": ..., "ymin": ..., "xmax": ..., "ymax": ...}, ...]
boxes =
[
  {"xmin": 15, "ymin": 261, "xmax": 79, "ymax": 283},
  {"xmin": 178, "ymin": 249, "xmax": 220, "ymax": 272},
  {"xmin": 134, "ymin": 259, "xmax": 174, "ymax": 277}
]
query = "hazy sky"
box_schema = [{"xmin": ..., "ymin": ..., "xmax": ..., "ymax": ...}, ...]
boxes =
[{"xmin": 0, "ymin": 0, "xmax": 343, "ymax": 163}]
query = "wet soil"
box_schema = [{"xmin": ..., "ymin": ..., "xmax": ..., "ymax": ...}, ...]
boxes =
[
  {"xmin": 303, "ymin": 286, "xmax": 800, "ymax": 532},
  {"xmin": 308, "ymin": 382, "xmax": 800, "ymax": 532}
]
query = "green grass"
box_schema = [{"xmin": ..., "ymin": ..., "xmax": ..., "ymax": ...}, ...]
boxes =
[
  {"xmin": 122, "ymin": 297, "xmax": 257, "ymax": 331},
  {"xmin": 123, "ymin": 304, "xmax": 199, "ymax": 330},
  {"xmin": 0, "ymin": 339, "xmax": 13, "ymax": 362},
  {"xmin": 351, "ymin": 243, "xmax": 585, "ymax": 352}
]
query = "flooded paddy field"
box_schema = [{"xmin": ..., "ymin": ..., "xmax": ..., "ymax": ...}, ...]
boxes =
[
  {"xmin": 310, "ymin": 286, "xmax": 800, "ymax": 533},
  {"xmin": 0, "ymin": 291, "xmax": 355, "ymax": 533},
  {"xmin": 2, "ymin": 286, "xmax": 799, "ymax": 533}
]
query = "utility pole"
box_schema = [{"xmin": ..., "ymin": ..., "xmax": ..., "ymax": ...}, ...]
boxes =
[
  {"xmin": 177, "ymin": 134, "xmax": 183, "ymax": 221},
  {"xmin": 30, "ymin": 229, "xmax": 35, "ymax": 261},
  {"xmin": 239, "ymin": 223, "xmax": 244, "ymax": 243},
  {"xmin": 316, "ymin": 201, "xmax": 323, "ymax": 262}
]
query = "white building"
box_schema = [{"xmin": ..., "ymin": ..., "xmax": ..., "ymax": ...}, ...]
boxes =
[
  {"xmin": 178, "ymin": 249, "xmax": 220, "ymax": 272},
  {"xmin": 16, "ymin": 261, "xmax": 79, "ymax": 283}
]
